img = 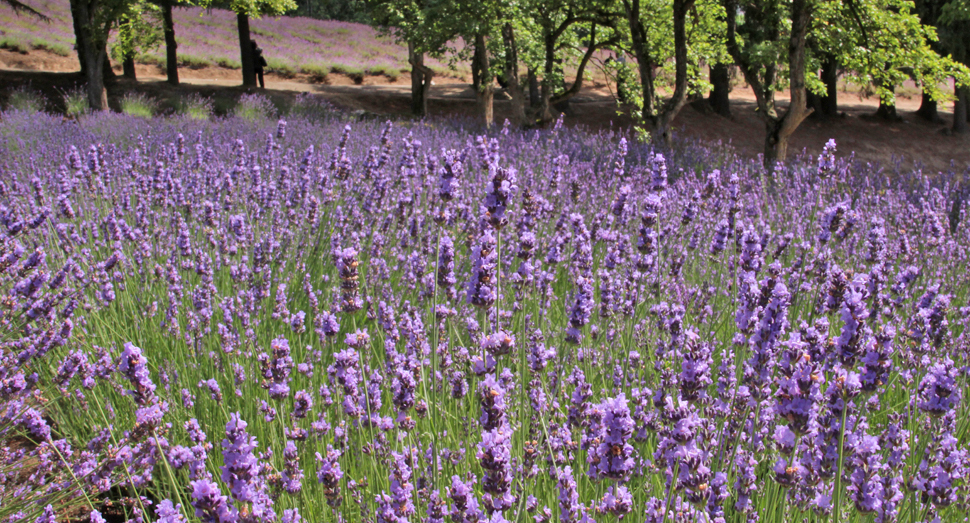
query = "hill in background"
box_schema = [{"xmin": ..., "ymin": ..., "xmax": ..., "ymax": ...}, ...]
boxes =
[{"xmin": 0, "ymin": 0, "xmax": 460, "ymax": 79}]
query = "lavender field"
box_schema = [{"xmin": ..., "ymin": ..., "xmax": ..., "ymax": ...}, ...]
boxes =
[
  {"xmin": 0, "ymin": 0, "xmax": 456, "ymax": 77},
  {"xmin": 0, "ymin": 97, "xmax": 968, "ymax": 523}
]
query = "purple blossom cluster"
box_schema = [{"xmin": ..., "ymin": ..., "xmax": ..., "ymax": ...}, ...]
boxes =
[{"xmin": 0, "ymin": 106, "xmax": 967, "ymax": 523}]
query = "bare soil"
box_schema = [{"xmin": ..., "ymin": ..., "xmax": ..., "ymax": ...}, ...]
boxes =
[{"xmin": 3, "ymin": 48, "xmax": 969, "ymax": 174}]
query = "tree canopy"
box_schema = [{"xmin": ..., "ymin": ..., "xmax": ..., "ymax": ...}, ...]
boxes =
[{"xmin": 49, "ymin": 0, "xmax": 970, "ymax": 159}]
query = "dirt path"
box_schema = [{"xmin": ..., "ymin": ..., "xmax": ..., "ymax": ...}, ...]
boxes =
[{"xmin": 3, "ymin": 48, "xmax": 969, "ymax": 174}]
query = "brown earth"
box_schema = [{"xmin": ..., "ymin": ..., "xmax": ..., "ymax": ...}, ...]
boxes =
[{"xmin": 3, "ymin": 47, "xmax": 969, "ymax": 174}]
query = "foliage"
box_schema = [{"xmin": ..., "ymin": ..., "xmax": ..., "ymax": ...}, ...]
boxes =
[
  {"xmin": 813, "ymin": 0, "xmax": 970, "ymax": 104},
  {"xmin": 227, "ymin": 0, "xmax": 297, "ymax": 18},
  {"xmin": 110, "ymin": 0, "xmax": 163, "ymax": 63}
]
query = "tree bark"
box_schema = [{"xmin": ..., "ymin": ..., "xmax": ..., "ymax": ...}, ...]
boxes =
[
  {"xmin": 70, "ymin": 0, "xmax": 86, "ymax": 75},
  {"xmin": 408, "ymin": 41, "xmax": 433, "ymax": 117},
  {"xmin": 123, "ymin": 52, "xmax": 136, "ymax": 79},
  {"xmin": 915, "ymin": 91, "xmax": 942, "ymax": 123},
  {"xmin": 102, "ymin": 45, "xmax": 114, "ymax": 80},
  {"xmin": 954, "ymin": 86, "xmax": 969, "ymax": 134},
  {"xmin": 163, "ymin": 1, "xmax": 179, "ymax": 85},
  {"xmin": 874, "ymin": 83, "xmax": 900, "ymax": 121},
  {"xmin": 820, "ymin": 57, "xmax": 838, "ymax": 117},
  {"xmin": 708, "ymin": 63, "xmax": 731, "ymax": 117},
  {"xmin": 473, "ymin": 33, "xmax": 494, "ymax": 128},
  {"xmin": 626, "ymin": 0, "xmax": 656, "ymax": 124},
  {"xmin": 237, "ymin": 12, "xmax": 256, "ymax": 87},
  {"xmin": 539, "ymin": 32, "xmax": 557, "ymax": 123},
  {"xmin": 762, "ymin": 0, "xmax": 813, "ymax": 164},
  {"xmin": 549, "ymin": 25, "xmax": 614, "ymax": 110},
  {"xmin": 70, "ymin": 0, "xmax": 108, "ymax": 110},
  {"xmin": 653, "ymin": 0, "xmax": 696, "ymax": 146},
  {"xmin": 502, "ymin": 23, "xmax": 526, "ymax": 127},
  {"xmin": 528, "ymin": 68, "xmax": 540, "ymax": 110},
  {"xmin": 472, "ymin": 39, "xmax": 482, "ymax": 93}
]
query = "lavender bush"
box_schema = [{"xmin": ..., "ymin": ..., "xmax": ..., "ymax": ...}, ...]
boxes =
[{"xmin": 0, "ymin": 101, "xmax": 967, "ymax": 523}]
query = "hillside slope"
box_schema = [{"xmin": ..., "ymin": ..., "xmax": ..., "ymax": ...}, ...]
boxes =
[{"xmin": 0, "ymin": 0, "xmax": 458, "ymax": 77}]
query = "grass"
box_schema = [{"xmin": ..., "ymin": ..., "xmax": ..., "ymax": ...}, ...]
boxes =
[
  {"xmin": 119, "ymin": 92, "xmax": 156, "ymax": 118},
  {"xmin": 179, "ymin": 54, "xmax": 212, "ymax": 69},
  {"xmin": 301, "ymin": 63, "xmax": 330, "ymax": 83},
  {"xmin": 266, "ymin": 57, "xmax": 298, "ymax": 78},
  {"xmin": 365, "ymin": 64, "xmax": 401, "ymax": 81},
  {"xmin": 0, "ymin": 35, "xmax": 29, "ymax": 54},
  {"xmin": 330, "ymin": 63, "xmax": 365, "ymax": 84},
  {"xmin": 174, "ymin": 93, "xmax": 214, "ymax": 120},
  {"xmin": 215, "ymin": 57, "xmax": 242, "ymax": 69},
  {"xmin": 233, "ymin": 92, "xmax": 278, "ymax": 121},
  {"xmin": 4, "ymin": 85, "xmax": 45, "ymax": 112},
  {"xmin": 29, "ymin": 37, "xmax": 71, "ymax": 56},
  {"xmin": 61, "ymin": 86, "xmax": 88, "ymax": 118}
]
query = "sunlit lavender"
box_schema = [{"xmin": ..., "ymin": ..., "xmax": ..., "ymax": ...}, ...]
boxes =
[{"xmin": 0, "ymin": 101, "xmax": 967, "ymax": 523}]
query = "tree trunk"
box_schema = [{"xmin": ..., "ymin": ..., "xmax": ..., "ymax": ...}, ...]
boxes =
[
  {"xmin": 539, "ymin": 33, "xmax": 556, "ymax": 123},
  {"xmin": 123, "ymin": 52, "xmax": 136, "ymax": 79},
  {"xmin": 763, "ymin": 119, "xmax": 790, "ymax": 165},
  {"xmin": 163, "ymin": 1, "xmax": 179, "ymax": 85},
  {"xmin": 874, "ymin": 83, "xmax": 900, "ymax": 121},
  {"xmin": 654, "ymin": 0, "xmax": 696, "ymax": 147},
  {"xmin": 954, "ymin": 86, "xmax": 969, "ymax": 134},
  {"xmin": 527, "ymin": 68, "xmax": 540, "ymax": 110},
  {"xmin": 86, "ymin": 46, "xmax": 108, "ymax": 110},
  {"xmin": 820, "ymin": 58, "xmax": 838, "ymax": 117},
  {"xmin": 408, "ymin": 41, "xmax": 432, "ymax": 117},
  {"xmin": 102, "ymin": 45, "xmax": 114, "ymax": 80},
  {"xmin": 70, "ymin": 0, "xmax": 108, "ymax": 110},
  {"xmin": 627, "ymin": 0, "xmax": 659, "ymax": 125},
  {"xmin": 70, "ymin": 0, "xmax": 86, "ymax": 75},
  {"xmin": 762, "ymin": 0, "xmax": 813, "ymax": 165},
  {"xmin": 471, "ymin": 41, "xmax": 482, "ymax": 93},
  {"xmin": 708, "ymin": 63, "xmax": 731, "ymax": 117},
  {"xmin": 473, "ymin": 33, "xmax": 494, "ymax": 128},
  {"xmin": 237, "ymin": 12, "xmax": 256, "ymax": 87},
  {"xmin": 502, "ymin": 23, "xmax": 526, "ymax": 127},
  {"xmin": 916, "ymin": 91, "xmax": 942, "ymax": 123},
  {"xmin": 875, "ymin": 98, "xmax": 898, "ymax": 120}
]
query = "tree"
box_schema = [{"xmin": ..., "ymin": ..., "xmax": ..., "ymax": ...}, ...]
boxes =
[
  {"xmin": 2, "ymin": 0, "xmax": 49, "ymax": 19},
  {"xmin": 160, "ymin": 0, "xmax": 179, "ymax": 84},
  {"xmin": 813, "ymin": 0, "xmax": 968, "ymax": 124},
  {"xmin": 708, "ymin": 64, "xmax": 732, "ymax": 117},
  {"xmin": 113, "ymin": 2, "xmax": 162, "ymax": 80},
  {"xmin": 501, "ymin": 21, "xmax": 528, "ymax": 126},
  {"xmin": 724, "ymin": 0, "xmax": 813, "ymax": 164},
  {"xmin": 940, "ymin": 0, "xmax": 970, "ymax": 132},
  {"xmin": 230, "ymin": 0, "xmax": 296, "ymax": 87},
  {"xmin": 70, "ymin": 0, "xmax": 135, "ymax": 110},
  {"xmin": 529, "ymin": 0, "xmax": 620, "ymax": 123},
  {"xmin": 623, "ymin": 0, "xmax": 725, "ymax": 145},
  {"xmin": 293, "ymin": 0, "xmax": 371, "ymax": 22},
  {"xmin": 424, "ymin": 0, "xmax": 504, "ymax": 127},
  {"xmin": 368, "ymin": 0, "xmax": 446, "ymax": 117}
]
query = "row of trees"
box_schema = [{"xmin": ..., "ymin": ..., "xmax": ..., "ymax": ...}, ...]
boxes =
[
  {"xmin": 371, "ymin": 0, "xmax": 970, "ymax": 162},
  {"xmin": 6, "ymin": 0, "xmax": 970, "ymax": 162},
  {"xmin": 51, "ymin": 0, "xmax": 294, "ymax": 111}
]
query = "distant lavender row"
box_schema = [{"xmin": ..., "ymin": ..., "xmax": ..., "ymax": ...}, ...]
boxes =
[
  {"xmin": 0, "ymin": 102, "xmax": 967, "ymax": 523},
  {"xmin": 0, "ymin": 0, "xmax": 458, "ymax": 75}
]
